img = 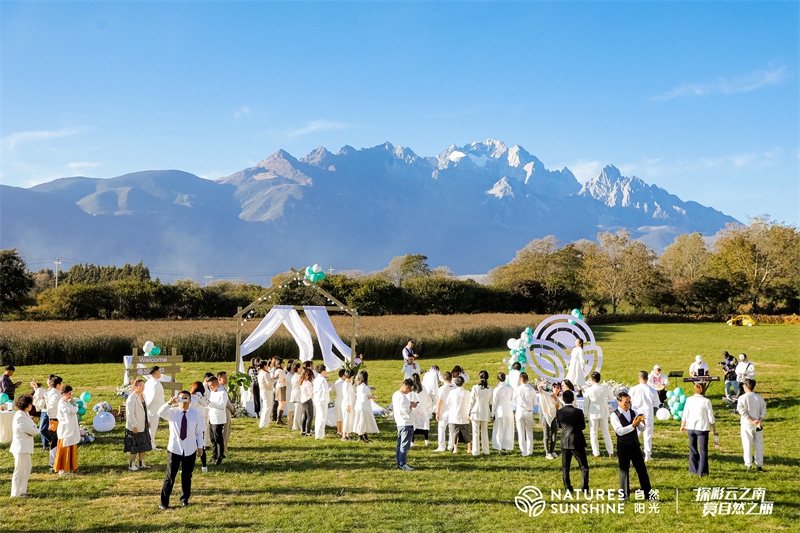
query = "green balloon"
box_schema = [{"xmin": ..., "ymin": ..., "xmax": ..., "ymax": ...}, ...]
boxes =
[
  {"xmin": 679, "ymin": 396, "xmax": 686, "ymax": 404},
  {"xmin": 151, "ymin": 346, "xmax": 161, "ymax": 355},
  {"xmin": 78, "ymin": 407, "xmax": 86, "ymax": 415},
  {"xmin": 674, "ymin": 387, "xmax": 683, "ymax": 396},
  {"xmin": 80, "ymin": 392, "xmax": 91, "ymax": 403},
  {"xmin": 0, "ymin": 393, "xmax": 8, "ymax": 403},
  {"xmin": 666, "ymin": 390, "xmax": 674, "ymax": 398}
]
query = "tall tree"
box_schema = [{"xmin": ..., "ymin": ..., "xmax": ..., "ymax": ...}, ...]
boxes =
[
  {"xmin": 580, "ymin": 230, "xmax": 657, "ymax": 313},
  {"xmin": 711, "ymin": 217, "xmax": 799, "ymax": 312},
  {"xmin": 659, "ymin": 232, "xmax": 710, "ymax": 280},
  {"xmin": 0, "ymin": 248, "xmax": 34, "ymax": 315}
]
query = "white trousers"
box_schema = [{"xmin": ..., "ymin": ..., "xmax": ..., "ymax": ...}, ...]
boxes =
[
  {"xmin": 516, "ymin": 412, "xmax": 534, "ymax": 456},
  {"xmin": 642, "ymin": 415, "xmax": 654, "ymax": 457},
  {"xmin": 589, "ymin": 417, "xmax": 614, "ymax": 456},
  {"xmin": 740, "ymin": 425, "xmax": 764, "ymax": 467},
  {"xmin": 259, "ymin": 390, "xmax": 273, "ymax": 428},
  {"xmin": 148, "ymin": 410, "xmax": 159, "ymax": 449},
  {"xmin": 313, "ymin": 401, "xmax": 328, "ymax": 439},
  {"xmin": 341, "ymin": 405, "xmax": 354, "ymax": 434},
  {"xmin": 437, "ymin": 412, "xmax": 450, "ymax": 449},
  {"xmin": 472, "ymin": 419, "xmax": 490, "ymax": 455},
  {"xmin": 11, "ymin": 453, "xmax": 31, "ymax": 497}
]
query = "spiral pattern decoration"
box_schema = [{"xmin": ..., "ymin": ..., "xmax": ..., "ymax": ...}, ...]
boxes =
[{"xmin": 524, "ymin": 314, "xmax": 603, "ymax": 383}]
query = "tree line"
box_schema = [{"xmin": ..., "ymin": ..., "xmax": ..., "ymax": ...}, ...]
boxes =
[{"xmin": 0, "ymin": 217, "xmax": 797, "ymax": 319}]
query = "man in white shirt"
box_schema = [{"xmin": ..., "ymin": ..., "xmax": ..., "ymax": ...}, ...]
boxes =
[
  {"xmin": 312, "ymin": 365, "xmax": 331, "ymax": 439},
  {"xmin": 216, "ymin": 372, "xmax": 237, "ymax": 460},
  {"xmin": 206, "ymin": 377, "xmax": 229, "ymax": 465},
  {"xmin": 143, "ymin": 366, "xmax": 166, "ymax": 450},
  {"xmin": 537, "ymin": 380, "xmax": 562, "ymax": 459},
  {"xmin": 628, "ymin": 371, "xmax": 660, "ymax": 461},
  {"xmin": 445, "ymin": 376, "xmax": 471, "ymax": 454},
  {"xmin": 610, "ymin": 392, "xmax": 652, "ymax": 501},
  {"xmin": 689, "ymin": 355, "xmax": 708, "ymax": 378},
  {"xmin": 582, "ymin": 371, "xmax": 615, "ymax": 458},
  {"xmin": 492, "ymin": 372, "xmax": 515, "ymax": 454},
  {"xmin": 333, "ymin": 369, "xmax": 347, "ymax": 437},
  {"xmin": 507, "ymin": 362, "xmax": 522, "ymax": 390},
  {"xmin": 393, "ymin": 378, "xmax": 417, "ymax": 470},
  {"xmin": 646, "ymin": 365, "xmax": 669, "ymax": 406},
  {"xmin": 736, "ymin": 378, "xmax": 767, "ymax": 471},
  {"xmin": 434, "ymin": 372, "xmax": 455, "ymax": 452},
  {"xmin": 402, "ymin": 341, "xmax": 419, "ymax": 363},
  {"xmin": 512, "ymin": 373, "xmax": 538, "ymax": 457},
  {"xmin": 735, "ymin": 354, "xmax": 756, "ymax": 396},
  {"xmin": 157, "ymin": 390, "xmax": 204, "ymax": 510}
]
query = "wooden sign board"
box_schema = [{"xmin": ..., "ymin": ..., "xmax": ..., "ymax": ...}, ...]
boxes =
[{"xmin": 127, "ymin": 347, "xmax": 183, "ymax": 395}]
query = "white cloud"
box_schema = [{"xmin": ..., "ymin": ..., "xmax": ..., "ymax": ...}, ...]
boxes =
[
  {"xmin": 694, "ymin": 147, "xmax": 782, "ymax": 171},
  {"xmin": 287, "ymin": 119, "xmax": 350, "ymax": 137},
  {"xmin": 234, "ymin": 106, "xmax": 250, "ymax": 119},
  {"xmin": 653, "ymin": 65, "xmax": 786, "ymax": 101},
  {"xmin": 1, "ymin": 127, "xmax": 83, "ymax": 151},
  {"xmin": 565, "ymin": 160, "xmax": 604, "ymax": 183}
]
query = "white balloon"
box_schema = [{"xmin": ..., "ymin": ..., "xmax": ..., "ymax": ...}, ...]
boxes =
[
  {"xmin": 312, "ymin": 264, "xmax": 322, "ymax": 273},
  {"xmin": 93, "ymin": 411, "xmax": 116, "ymax": 432},
  {"xmin": 143, "ymin": 341, "xmax": 154, "ymax": 355},
  {"xmin": 656, "ymin": 407, "xmax": 670, "ymax": 421},
  {"xmin": 506, "ymin": 338, "xmax": 517, "ymax": 350},
  {"xmin": 502, "ymin": 357, "xmax": 510, "ymax": 365},
  {"xmin": 515, "ymin": 339, "xmax": 525, "ymax": 350}
]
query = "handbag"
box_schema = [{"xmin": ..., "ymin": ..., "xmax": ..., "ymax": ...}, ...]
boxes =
[{"xmin": 48, "ymin": 419, "xmax": 59, "ymax": 432}]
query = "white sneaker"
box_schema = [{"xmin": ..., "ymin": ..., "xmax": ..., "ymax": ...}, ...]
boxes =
[
  {"xmin": 400, "ymin": 464, "xmax": 414, "ymax": 471},
  {"xmin": 644, "ymin": 455, "xmax": 652, "ymax": 462},
  {"xmin": 434, "ymin": 447, "xmax": 446, "ymax": 452},
  {"xmin": 410, "ymin": 442, "xmax": 415, "ymax": 447},
  {"xmin": 138, "ymin": 463, "xmax": 151, "ymax": 469},
  {"xmin": 424, "ymin": 440, "xmax": 430, "ymax": 446},
  {"xmin": 129, "ymin": 464, "xmax": 139, "ymax": 471},
  {"xmin": 201, "ymin": 466, "xmax": 208, "ymax": 473},
  {"xmin": 546, "ymin": 453, "xmax": 555, "ymax": 460}
]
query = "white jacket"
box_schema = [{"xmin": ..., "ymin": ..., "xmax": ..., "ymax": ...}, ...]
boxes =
[
  {"xmin": 125, "ymin": 393, "xmax": 149, "ymax": 432},
  {"xmin": 57, "ymin": 398, "xmax": 81, "ymax": 447},
  {"xmin": 629, "ymin": 383, "xmax": 659, "ymax": 419},
  {"xmin": 583, "ymin": 382, "xmax": 615, "ymax": 420},
  {"xmin": 143, "ymin": 377, "xmax": 165, "ymax": 413},
  {"xmin": 10, "ymin": 410, "xmax": 39, "ymax": 454},
  {"xmin": 341, "ymin": 381, "xmax": 356, "ymax": 409},
  {"xmin": 46, "ymin": 388, "xmax": 61, "ymax": 418},
  {"xmin": 446, "ymin": 386, "xmax": 470, "ymax": 425},
  {"xmin": 492, "ymin": 382, "xmax": 515, "ymax": 420},
  {"xmin": 207, "ymin": 388, "xmax": 229, "ymax": 425},
  {"xmin": 313, "ymin": 375, "xmax": 331, "ymax": 403},
  {"xmin": 468, "ymin": 385, "xmax": 493, "ymax": 422}
]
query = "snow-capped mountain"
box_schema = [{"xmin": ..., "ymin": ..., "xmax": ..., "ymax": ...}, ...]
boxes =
[{"xmin": 0, "ymin": 140, "xmax": 738, "ymax": 279}]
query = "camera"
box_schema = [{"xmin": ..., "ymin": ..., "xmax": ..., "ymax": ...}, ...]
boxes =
[{"xmin": 176, "ymin": 397, "xmax": 189, "ymax": 403}]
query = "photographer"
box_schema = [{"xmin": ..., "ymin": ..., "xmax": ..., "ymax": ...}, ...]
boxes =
[
  {"xmin": 157, "ymin": 390, "xmax": 204, "ymax": 509},
  {"xmin": 736, "ymin": 354, "xmax": 756, "ymax": 397},
  {"xmin": 719, "ymin": 352, "xmax": 738, "ymax": 403}
]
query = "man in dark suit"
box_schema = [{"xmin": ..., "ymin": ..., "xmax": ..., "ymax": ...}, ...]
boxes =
[
  {"xmin": 610, "ymin": 392, "xmax": 652, "ymax": 500},
  {"xmin": 556, "ymin": 390, "xmax": 589, "ymax": 492}
]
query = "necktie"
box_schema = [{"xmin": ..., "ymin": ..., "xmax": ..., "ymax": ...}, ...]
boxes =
[{"xmin": 180, "ymin": 411, "xmax": 187, "ymax": 440}]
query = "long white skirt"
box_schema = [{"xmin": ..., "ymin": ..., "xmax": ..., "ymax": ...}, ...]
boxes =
[
  {"xmin": 341, "ymin": 405, "xmax": 355, "ymax": 434},
  {"xmin": 354, "ymin": 409, "xmax": 379, "ymax": 434},
  {"xmin": 566, "ymin": 348, "xmax": 587, "ymax": 388}
]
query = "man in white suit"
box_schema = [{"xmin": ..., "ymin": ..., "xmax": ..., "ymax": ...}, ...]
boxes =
[
  {"xmin": 491, "ymin": 372, "xmax": 515, "ymax": 454},
  {"xmin": 736, "ymin": 378, "xmax": 767, "ymax": 471},
  {"xmin": 628, "ymin": 371, "xmax": 660, "ymax": 461},
  {"xmin": 582, "ymin": 371, "xmax": 615, "ymax": 458},
  {"xmin": 143, "ymin": 366, "xmax": 166, "ymax": 450}
]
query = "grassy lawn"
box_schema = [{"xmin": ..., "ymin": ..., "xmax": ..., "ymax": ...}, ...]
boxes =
[{"xmin": 1, "ymin": 323, "xmax": 797, "ymax": 532}]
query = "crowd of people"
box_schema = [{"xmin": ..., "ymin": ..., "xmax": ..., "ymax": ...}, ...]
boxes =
[{"xmin": 4, "ymin": 342, "xmax": 767, "ymax": 505}]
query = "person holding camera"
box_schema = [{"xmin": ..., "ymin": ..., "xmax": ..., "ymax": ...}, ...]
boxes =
[
  {"xmin": 611, "ymin": 392, "xmax": 652, "ymax": 500},
  {"xmin": 157, "ymin": 390, "xmax": 204, "ymax": 509},
  {"xmin": 720, "ymin": 352, "xmax": 738, "ymax": 403},
  {"xmin": 736, "ymin": 378, "xmax": 766, "ymax": 471}
]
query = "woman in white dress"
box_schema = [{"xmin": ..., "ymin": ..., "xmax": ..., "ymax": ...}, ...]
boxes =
[
  {"xmin": 290, "ymin": 363, "xmax": 303, "ymax": 431},
  {"xmin": 257, "ymin": 361, "xmax": 274, "ymax": 429},
  {"xmin": 410, "ymin": 373, "xmax": 431, "ymax": 446},
  {"xmin": 565, "ymin": 337, "xmax": 586, "ymax": 391},
  {"xmin": 284, "ymin": 363, "xmax": 297, "ymax": 428},
  {"xmin": 340, "ymin": 369, "xmax": 356, "ymax": 441},
  {"xmin": 354, "ymin": 371, "xmax": 379, "ymax": 442}
]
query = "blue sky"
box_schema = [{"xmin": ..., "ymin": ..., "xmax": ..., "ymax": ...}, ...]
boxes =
[{"xmin": 2, "ymin": 1, "xmax": 798, "ymax": 225}]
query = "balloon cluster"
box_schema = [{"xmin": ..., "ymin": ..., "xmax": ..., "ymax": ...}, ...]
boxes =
[
  {"xmin": 568, "ymin": 308, "xmax": 584, "ymax": 325},
  {"xmin": 92, "ymin": 401, "xmax": 113, "ymax": 413},
  {"xmin": 143, "ymin": 341, "xmax": 161, "ymax": 356},
  {"xmin": 666, "ymin": 387, "xmax": 687, "ymax": 420},
  {"xmin": 503, "ymin": 327, "xmax": 535, "ymax": 373},
  {"xmin": 74, "ymin": 392, "xmax": 92, "ymax": 422},
  {"xmin": 305, "ymin": 264, "xmax": 326, "ymax": 283}
]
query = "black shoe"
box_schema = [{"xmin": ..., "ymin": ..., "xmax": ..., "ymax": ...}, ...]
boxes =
[
  {"xmin": 363, "ymin": 436, "xmax": 371, "ymax": 443},
  {"xmin": 181, "ymin": 502, "xmax": 190, "ymax": 507},
  {"xmin": 757, "ymin": 467, "xmax": 764, "ymax": 472},
  {"xmin": 215, "ymin": 458, "xmax": 223, "ymax": 465},
  {"xmin": 159, "ymin": 504, "xmax": 169, "ymax": 511}
]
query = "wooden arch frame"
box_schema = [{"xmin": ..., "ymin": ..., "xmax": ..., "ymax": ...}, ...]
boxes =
[{"xmin": 234, "ymin": 267, "xmax": 359, "ymax": 371}]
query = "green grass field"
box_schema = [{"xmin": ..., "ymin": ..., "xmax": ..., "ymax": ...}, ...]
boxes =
[{"xmin": 1, "ymin": 323, "xmax": 798, "ymax": 532}]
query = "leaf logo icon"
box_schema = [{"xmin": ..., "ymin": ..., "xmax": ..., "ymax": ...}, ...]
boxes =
[{"xmin": 515, "ymin": 485, "xmax": 546, "ymax": 517}]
